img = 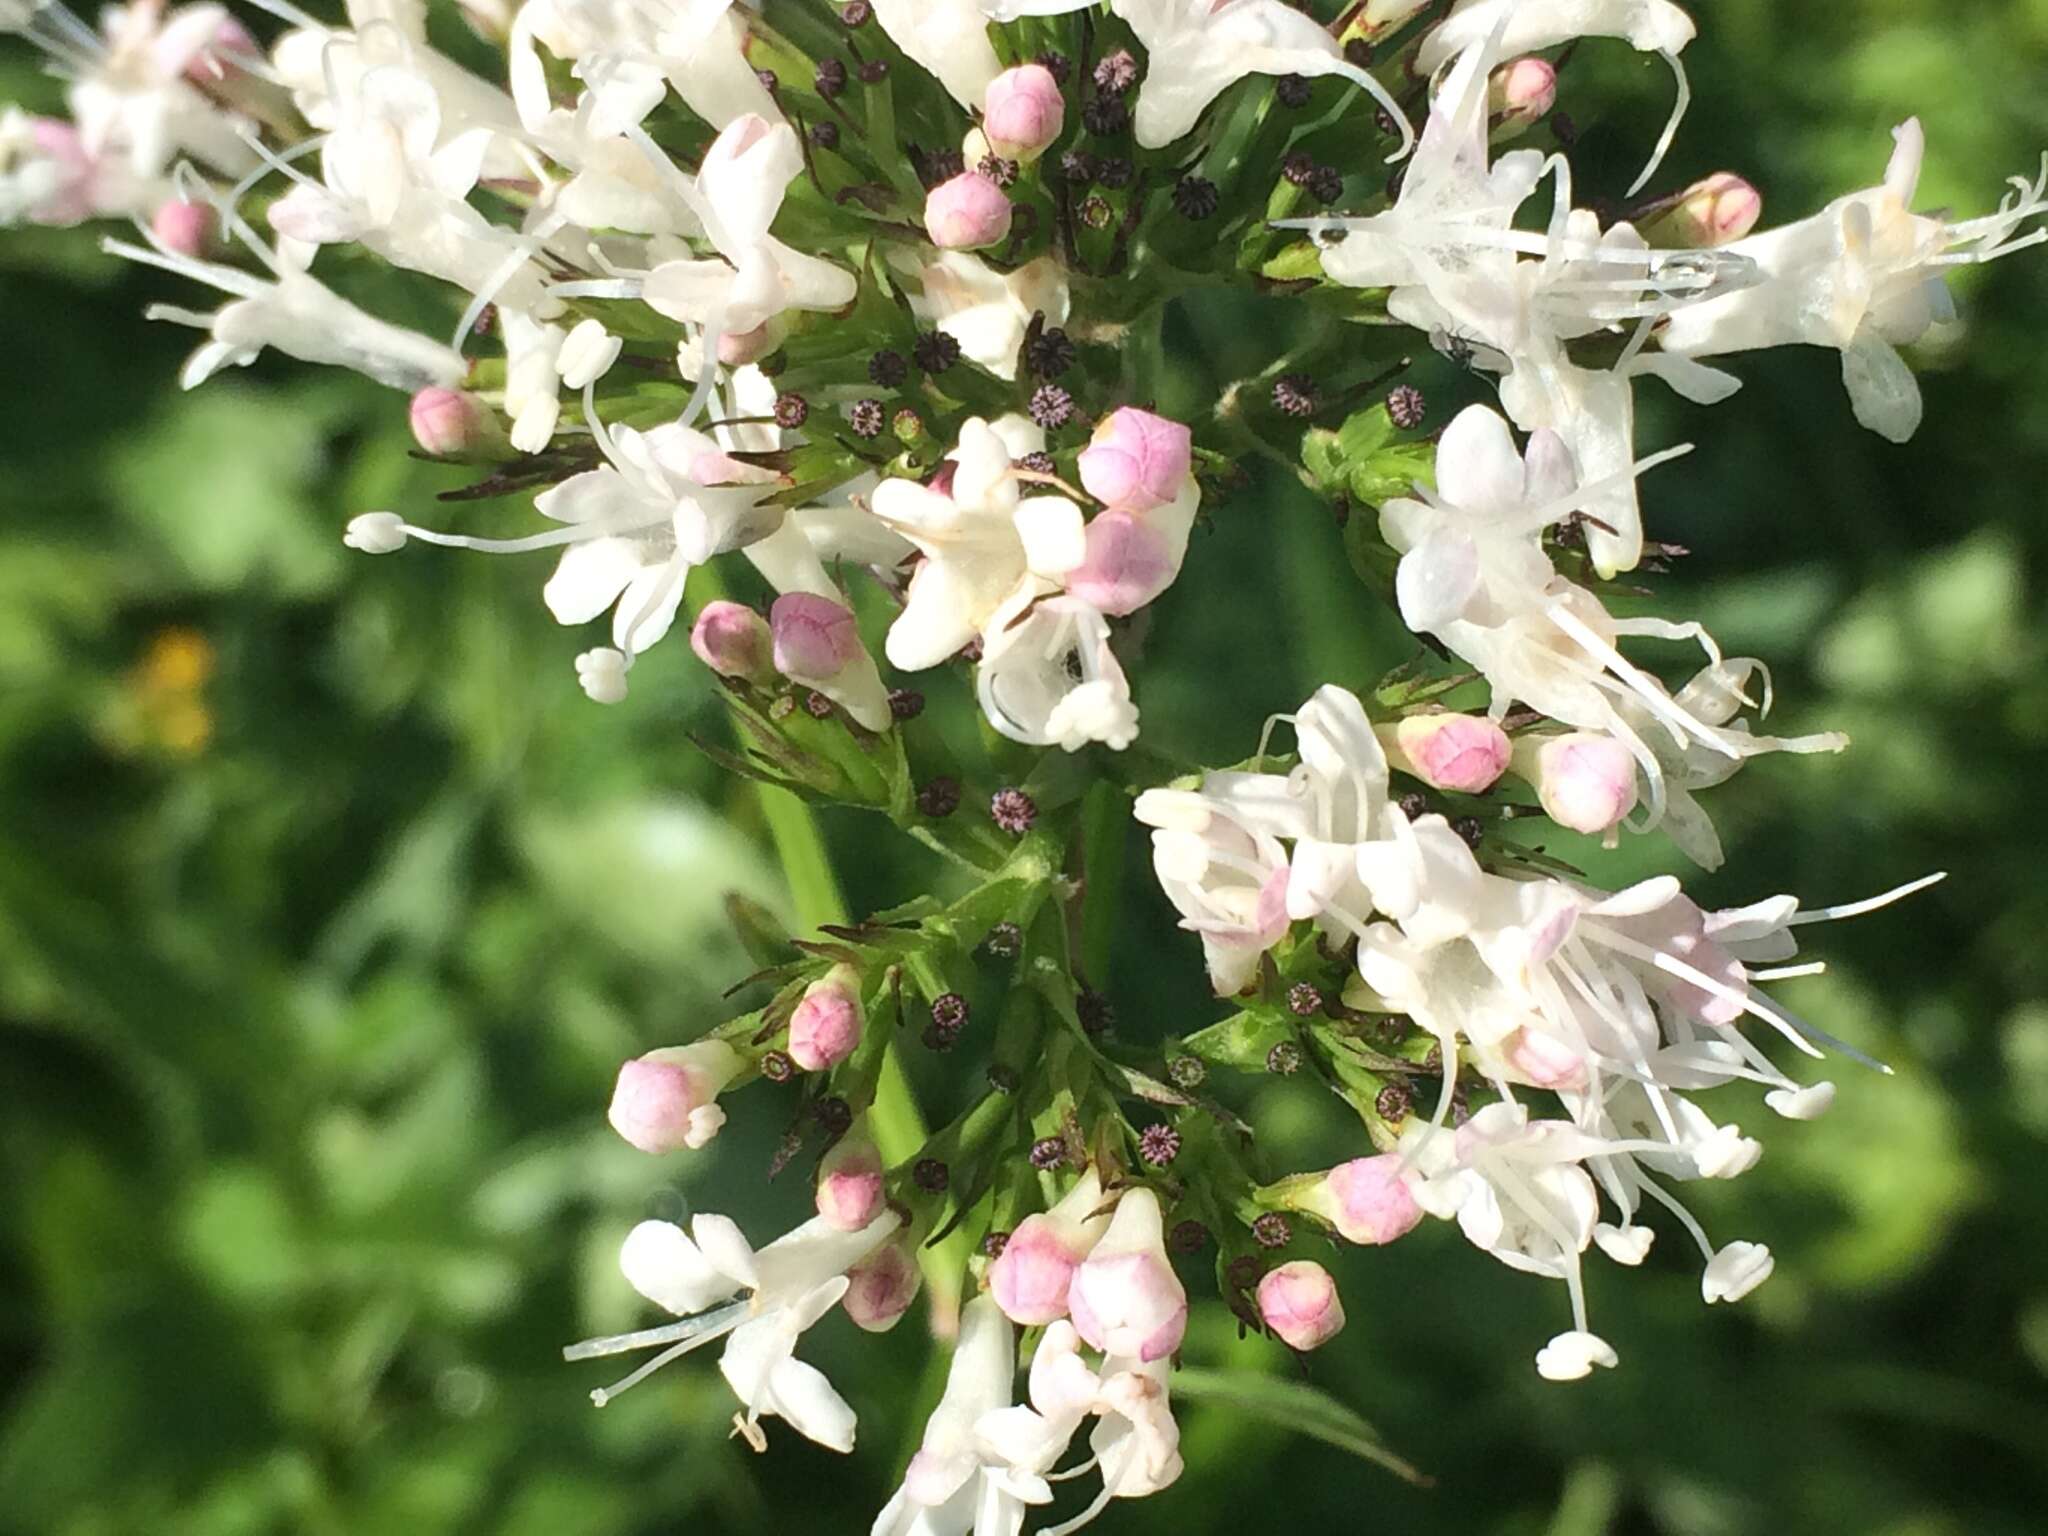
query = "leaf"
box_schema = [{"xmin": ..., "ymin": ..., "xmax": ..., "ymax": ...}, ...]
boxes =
[
  {"xmin": 1183, "ymin": 1008, "xmax": 1293, "ymax": 1070},
  {"xmin": 1171, "ymin": 1368, "xmax": 1430, "ymax": 1485},
  {"xmin": 1333, "ymin": 403, "xmax": 1395, "ymax": 463},
  {"xmin": 1348, "ymin": 441, "xmax": 1435, "ymax": 506},
  {"xmin": 1260, "ymin": 241, "xmax": 1326, "ymax": 283},
  {"xmin": 1300, "ymin": 428, "xmax": 1346, "ymax": 492}
]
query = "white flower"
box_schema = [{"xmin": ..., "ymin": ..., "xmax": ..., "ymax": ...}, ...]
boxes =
[
  {"xmin": 869, "ymin": 416, "xmax": 1086, "ymax": 670},
  {"xmin": 1377, "ymin": 403, "xmax": 1815, "ymax": 819},
  {"xmin": 343, "ymin": 405, "xmax": 792, "ymax": 699},
  {"xmin": 1660, "ymin": 119, "xmax": 2048, "ymax": 442},
  {"xmin": 266, "ymin": 60, "xmax": 553, "ymax": 317},
  {"xmin": 536, "ymin": 420, "xmax": 783, "ymax": 651},
  {"xmin": 273, "ymin": 0, "xmax": 528, "ymax": 182},
  {"xmin": 1109, "ymin": 0, "xmax": 1412, "ymax": 155},
  {"xmin": 912, "ymin": 252, "xmax": 1069, "ymax": 382},
  {"xmin": 1133, "ymin": 785, "xmax": 1292, "ymax": 995},
  {"xmin": 62, "ymin": 0, "xmax": 256, "ymax": 182},
  {"xmin": 640, "ymin": 114, "xmax": 858, "ymax": 344},
  {"xmin": 104, "ymin": 227, "xmax": 466, "ymax": 392},
  {"xmin": 873, "ymin": 1295, "xmax": 1033, "ymax": 1536},
  {"xmin": 976, "ymin": 594, "xmax": 1138, "ymax": 751},
  {"xmin": 1310, "ymin": 30, "xmax": 1543, "ymax": 330},
  {"xmin": 509, "ymin": 0, "xmax": 777, "ymax": 137},
  {"xmin": 1405, "ymin": 1103, "xmax": 1615, "ymax": 1374},
  {"xmin": 1416, "ymin": 0, "xmax": 1697, "ymax": 195},
  {"xmin": 869, "ymin": 0, "xmax": 1002, "ymax": 110},
  {"xmin": 966, "ymin": 1321, "xmax": 1183, "ymax": 1536},
  {"xmin": 571, "ymin": 1209, "xmax": 901, "ymax": 1452},
  {"xmin": 1296, "ymin": 30, "xmax": 1754, "ymax": 577}
]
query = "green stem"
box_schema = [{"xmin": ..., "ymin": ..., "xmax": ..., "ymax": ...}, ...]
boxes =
[
  {"xmin": 757, "ymin": 783, "xmax": 967, "ymax": 1336},
  {"xmin": 1078, "ymin": 779, "xmax": 1128, "ymax": 986}
]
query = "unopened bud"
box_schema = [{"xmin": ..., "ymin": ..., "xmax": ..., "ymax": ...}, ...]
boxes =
[
  {"xmin": 988, "ymin": 1169, "xmax": 1111, "ymax": 1325},
  {"xmin": 605, "ymin": 1040, "xmax": 743, "ymax": 1153},
  {"xmin": 982, "ymin": 64, "xmax": 1065, "ymax": 163},
  {"xmin": 924, "ymin": 172, "xmax": 1013, "ymax": 250},
  {"xmin": 1077, "ymin": 408, "xmax": 1193, "ymax": 514},
  {"xmin": 816, "ymin": 1131, "xmax": 887, "ymax": 1231},
  {"xmin": 1066, "ymin": 1187, "xmax": 1188, "ymax": 1361},
  {"xmin": 1516, "ymin": 732, "xmax": 1639, "ymax": 837},
  {"xmin": 1488, "ymin": 57, "xmax": 1556, "ymax": 140},
  {"xmin": 1256, "ymin": 1260, "xmax": 1347, "ymax": 1351},
  {"xmin": 1294, "ymin": 1154, "xmax": 1424, "ymax": 1245},
  {"xmin": 771, "ymin": 593, "xmax": 863, "ymax": 685},
  {"xmin": 150, "ymin": 198, "xmax": 216, "ymax": 257},
  {"xmin": 843, "ymin": 1239, "xmax": 922, "ymax": 1331},
  {"xmin": 1383, "ymin": 713, "xmax": 1512, "ymax": 793},
  {"xmin": 691, "ymin": 600, "xmax": 775, "ymax": 682},
  {"xmin": 408, "ymin": 387, "xmax": 503, "ymax": 458},
  {"xmin": 787, "ymin": 965, "xmax": 863, "ymax": 1071},
  {"xmin": 1643, "ymin": 172, "xmax": 1763, "ymax": 248}
]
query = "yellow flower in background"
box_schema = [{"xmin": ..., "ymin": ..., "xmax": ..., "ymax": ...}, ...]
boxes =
[{"xmin": 114, "ymin": 625, "xmax": 215, "ymax": 758}]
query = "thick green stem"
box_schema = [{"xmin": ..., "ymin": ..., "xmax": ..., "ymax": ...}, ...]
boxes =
[{"xmin": 1078, "ymin": 779, "xmax": 1128, "ymax": 986}]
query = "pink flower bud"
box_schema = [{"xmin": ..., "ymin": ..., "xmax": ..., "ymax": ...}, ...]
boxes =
[
  {"xmin": 690, "ymin": 600, "xmax": 775, "ymax": 682},
  {"xmin": 150, "ymin": 198, "xmax": 216, "ymax": 257},
  {"xmin": 924, "ymin": 172, "xmax": 1013, "ymax": 250},
  {"xmin": 606, "ymin": 1040, "xmax": 743, "ymax": 1153},
  {"xmin": 1522, "ymin": 732, "xmax": 1639, "ymax": 836},
  {"xmin": 408, "ymin": 387, "xmax": 501, "ymax": 458},
  {"xmin": 816, "ymin": 1131, "xmax": 887, "ymax": 1231},
  {"xmin": 1301, "ymin": 1155, "xmax": 1423, "ymax": 1245},
  {"xmin": 1388, "ymin": 713, "xmax": 1512, "ymax": 793},
  {"xmin": 982, "ymin": 64, "xmax": 1065, "ymax": 163},
  {"xmin": 988, "ymin": 1169, "xmax": 1113, "ymax": 1325},
  {"xmin": 771, "ymin": 593, "xmax": 863, "ymax": 685},
  {"xmin": 1488, "ymin": 57, "xmax": 1556, "ymax": 138},
  {"xmin": 787, "ymin": 966, "xmax": 863, "ymax": 1072},
  {"xmin": 1645, "ymin": 172, "xmax": 1763, "ymax": 248},
  {"xmin": 1256, "ymin": 1260, "xmax": 1347, "ymax": 1351},
  {"xmin": 1067, "ymin": 1188, "xmax": 1187, "ymax": 1361},
  {"xmin": 991, "ymin": 1223, "xmax": 1082, "ymax": 1324},
  {"xmin": 1062, "ymin": 510, "xmax": 1177, "ymax": 616},
  {"xmin": 843, "ymin": 1239, "xmax": 922, "ymax": 1331},
  {"xmin": 1077, "ymin": 408, "xmax": 1192, "ymax": 514}
]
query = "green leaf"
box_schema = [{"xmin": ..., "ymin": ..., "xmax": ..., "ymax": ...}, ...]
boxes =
[
  {"xmin": 1183, "ymin": 1008, "xmax": 1293, "ymax": 1070},
  {"xmin": 1333, "ymin": 403, "xmax": 1396, "ymax": 463},
  {"xmin": 1300, "ymin": 428, "xmax": 1346, "ymax": 492},
  {"xmin": 1349, "ymin": 441, "xmax": 1436, "ymax": 506},
  {"xmin": 1259, "ymin": 241, "xmax": 1326, "ymax": 282},
  {"xmin": 1172, "ymin": 1367, "xmax": 1429, "ymax": 1484}
]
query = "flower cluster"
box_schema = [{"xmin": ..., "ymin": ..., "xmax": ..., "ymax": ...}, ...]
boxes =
[{"xmin": 8, "ymin": 0, "xmax": 2037, "ymax": 1525}]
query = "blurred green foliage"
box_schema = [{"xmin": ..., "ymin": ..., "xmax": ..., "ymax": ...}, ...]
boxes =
[{"xmin": 5, "ymin": 2, "xmax": 2048, "ymax": 1533}]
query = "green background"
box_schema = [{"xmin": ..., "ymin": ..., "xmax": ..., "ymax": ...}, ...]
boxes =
[{"xmin": 4, "ymin": 2, "xmax": 2047, "ymax": 1532}]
